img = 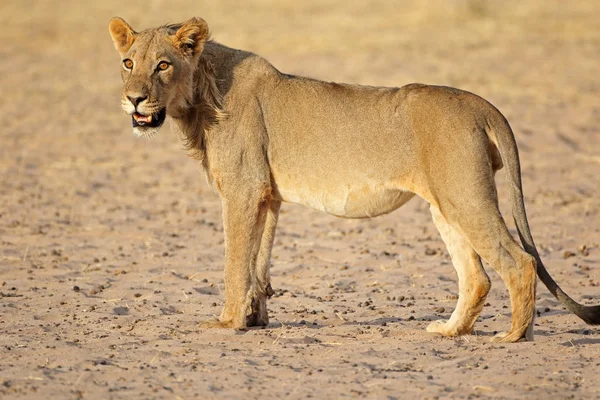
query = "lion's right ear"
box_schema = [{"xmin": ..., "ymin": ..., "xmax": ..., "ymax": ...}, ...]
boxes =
[{"xmin": 109, "ymin": 17, "xmax": 136, "ymax": 56}]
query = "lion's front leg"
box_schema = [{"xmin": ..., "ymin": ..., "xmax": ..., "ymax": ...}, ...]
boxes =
[
  {"xmin": 246, "ymin": 200, "xmax": 281, "ymax": 327},
  {"xmin": 201, "ymin": 186, "xmax": 271, "ymax": 330}
]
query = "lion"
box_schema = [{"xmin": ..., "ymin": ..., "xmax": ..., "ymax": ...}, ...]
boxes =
[{"xmin": 108, "ymin": 17, "xmax": 600, "ymax": 342}]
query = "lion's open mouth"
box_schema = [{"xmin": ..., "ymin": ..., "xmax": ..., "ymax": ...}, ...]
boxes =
[{"xmin": 132, "ymin": 108, "xmax": 166, "ymax": 128}]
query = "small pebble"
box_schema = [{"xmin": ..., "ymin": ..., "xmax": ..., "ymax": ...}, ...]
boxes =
[{"xmin": 563, "ymin": 250, "xmax": 576, "ymax": 259}]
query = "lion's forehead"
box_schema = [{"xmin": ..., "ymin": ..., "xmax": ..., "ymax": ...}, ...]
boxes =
[{"xmin": 127, "ymin": 32, "xmax": 174, "ymax": 61}]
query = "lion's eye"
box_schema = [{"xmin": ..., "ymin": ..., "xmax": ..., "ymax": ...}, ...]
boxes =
[
  {"xmin": 157, "ymin": 61, "xmax": 170, "ymax": 71},
  {"xmin": 123, "ymin": 59, "xmax": 134, "ymax": 70}
]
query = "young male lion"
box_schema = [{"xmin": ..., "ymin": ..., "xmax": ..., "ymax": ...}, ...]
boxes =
[{"xmin": 108, "ymin": 17, "xmax": 599, "ymax": 342}]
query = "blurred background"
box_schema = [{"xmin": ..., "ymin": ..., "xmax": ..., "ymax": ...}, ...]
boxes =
[
  {"xmin": 1, "ymin": 1, "xmax": 599, "ymax": 398},
  {"xmin": 2, "ymin": 0, "xmax": 599, "ymax": 220}
]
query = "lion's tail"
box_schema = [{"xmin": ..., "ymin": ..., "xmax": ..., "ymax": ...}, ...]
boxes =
[{"xmin": 487, "ymin": 112, "xmax": 600, "ymax": 325}]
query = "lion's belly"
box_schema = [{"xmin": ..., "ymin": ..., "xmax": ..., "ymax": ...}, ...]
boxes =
[{"xmin": 275, "ymin": 182, "xmax": 415, "ymax": 218}]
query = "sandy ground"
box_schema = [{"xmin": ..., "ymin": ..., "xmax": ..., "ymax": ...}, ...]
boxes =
[{"xmin": 1, "ymin": 0, "xmax": 600, "ymax": 398}]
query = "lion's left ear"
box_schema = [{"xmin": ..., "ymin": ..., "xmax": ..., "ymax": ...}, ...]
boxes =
[{"xmin": 173, "ymin": 17, "xmax": 210, "ymax": 57}]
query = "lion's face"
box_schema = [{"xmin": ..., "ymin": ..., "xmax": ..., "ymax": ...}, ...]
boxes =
[{"xmin": 109, "ymin": 17, "xmax": 209, "ymax": 137}]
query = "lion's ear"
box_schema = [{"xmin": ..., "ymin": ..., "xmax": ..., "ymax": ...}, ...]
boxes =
[
  {"xmin": 173, "ymin": 17, "xmax": 209, "ymax": 57},
  {"xmin": 109, "ymin": 17, "xmax": 136, "ymax": 56}
]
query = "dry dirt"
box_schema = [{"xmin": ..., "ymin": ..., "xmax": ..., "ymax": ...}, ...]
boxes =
[{"xmin": 1, "ymin": 0, "xmax": 600, "ymax": 399}]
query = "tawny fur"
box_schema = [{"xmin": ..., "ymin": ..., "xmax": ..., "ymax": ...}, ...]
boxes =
[{"xmin": 109, "ymin": 17, "xmax": 600, "ymax": 343}]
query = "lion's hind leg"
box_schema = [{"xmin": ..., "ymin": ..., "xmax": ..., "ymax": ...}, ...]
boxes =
[
  {"xmin": 427, "ymin": 207, "xmax": 491, "ymax": 337},
  {"xmin": 429, "ymin": 197, "xmax": 536, "ymax": 343}
]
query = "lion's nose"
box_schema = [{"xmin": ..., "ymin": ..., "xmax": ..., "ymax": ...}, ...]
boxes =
[{"xmin": 127, "ymin": 95, "xmax": 148, "ymax": 107}]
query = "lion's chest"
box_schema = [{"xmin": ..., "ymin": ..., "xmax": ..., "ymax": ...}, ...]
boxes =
[{"xmin": 275, "ymin": 182, "xmax": 414, "ymax": 219}]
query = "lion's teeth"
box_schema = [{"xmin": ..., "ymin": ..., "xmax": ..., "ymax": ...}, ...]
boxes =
[{"xmin": 134, "ymin": 113, "xmax": 152, "ymax": 123}]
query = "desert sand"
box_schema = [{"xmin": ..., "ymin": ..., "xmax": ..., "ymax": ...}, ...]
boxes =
[{"xmin": 1, "ymin": 0, "xmax": 599, "ymax": 398}]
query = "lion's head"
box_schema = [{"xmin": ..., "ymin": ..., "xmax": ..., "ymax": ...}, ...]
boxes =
[{"xmin": 108, "ymin": 17, "xmax": 210, "ymax": 137}]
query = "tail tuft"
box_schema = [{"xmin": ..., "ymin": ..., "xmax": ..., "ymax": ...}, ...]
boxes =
[{"xmin": 578, "ymin": 305, "xmax": 600, "ymax": 325}]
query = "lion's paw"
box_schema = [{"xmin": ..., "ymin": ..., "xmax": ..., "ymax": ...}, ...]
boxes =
[
  {"xmin": 200, "ymin": 318, "xmax": 239, "ymax": 329},
  {"xmin": 490, "ymin": 331, "xmax": 529, "ymax": 343},
  {"xmin": 426, "ymin": 320, "xmax": 447, "ymax": 334},
  {"xmin": 426, "ymin": 320, "xmax": 459, "ymax": 337}
]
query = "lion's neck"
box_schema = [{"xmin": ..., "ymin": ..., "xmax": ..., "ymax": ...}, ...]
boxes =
[{"xmin": 173, "ymin": 42, "xmax": 227, "ymax": 168}]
